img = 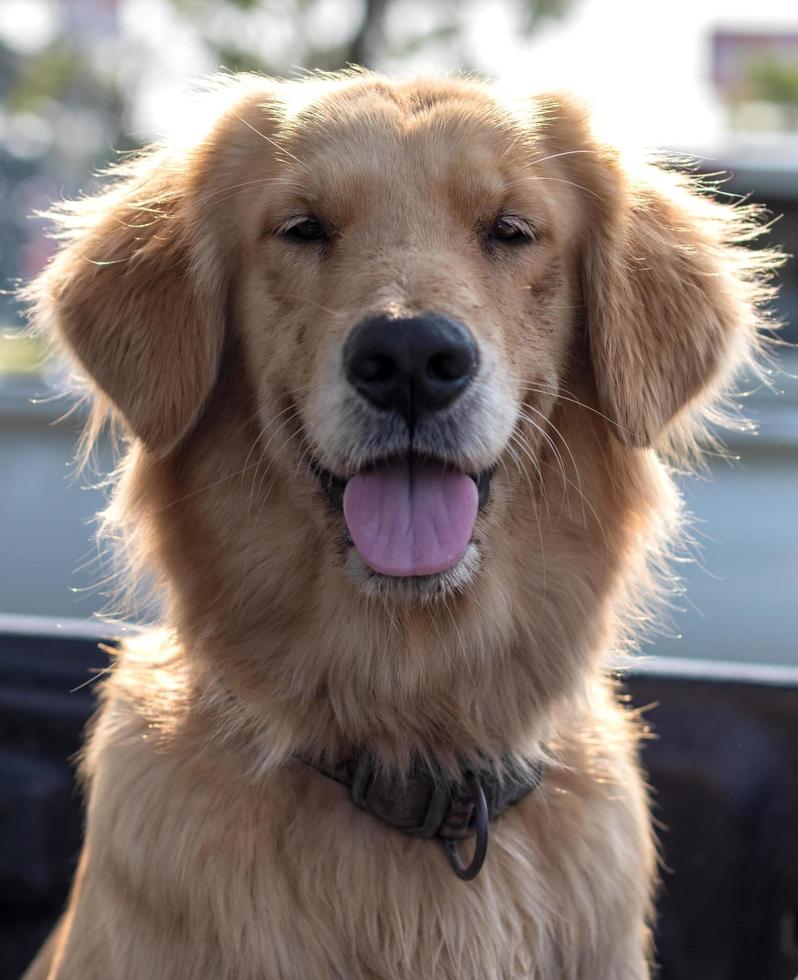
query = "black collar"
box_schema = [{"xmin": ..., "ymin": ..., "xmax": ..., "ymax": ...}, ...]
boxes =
[{"xmin": 299, "ymin": 751, "xmax": 544, "ymax": 880}]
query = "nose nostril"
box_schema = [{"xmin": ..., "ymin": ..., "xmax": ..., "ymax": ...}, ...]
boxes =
[
  {"xmin": 345, "ymin": 312, "xmax": 479, "ymax": 422},
  {"xmin": 427, "ymin": 351, "xmax": 470, "ymax": 383},
  {"xmin": 357, "ymin": 354, "xmax": 395, "ymax": 383}
]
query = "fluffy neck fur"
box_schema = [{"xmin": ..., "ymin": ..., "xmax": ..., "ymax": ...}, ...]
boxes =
[{"xmin": 105, "ymin": 363, "xmax": 676, "ymax": 778}]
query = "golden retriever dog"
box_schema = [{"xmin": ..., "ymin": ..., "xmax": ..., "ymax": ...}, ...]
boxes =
[{"xmin": 23, "ymin": 70, "xmax": 778, "ymax": 979}]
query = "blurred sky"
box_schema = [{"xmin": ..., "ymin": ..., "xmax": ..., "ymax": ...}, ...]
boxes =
[
  {"xmin": 118, "ymin": 0, "xmax": 798, "ymax": 155},
  {"xmin": 2, "ymin": 0, "xmax": 796, "ymax": 157},
  {"xmin": 471, "ymin": 0, "xmax": 798, "ymax": 154}
]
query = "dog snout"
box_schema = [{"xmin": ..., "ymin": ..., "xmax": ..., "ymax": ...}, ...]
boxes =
[{"xmin": 344, "ymin": 312, "xmax": 479, "ymax": 428}]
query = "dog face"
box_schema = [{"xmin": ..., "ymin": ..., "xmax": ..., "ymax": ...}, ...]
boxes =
[
  {"xmin": 224, "ymin": 82, "xmax": 586, "ymax": 597},
  {"xmin": 32, "ymin": 73, "xmax": 770, "ymax": 611}
]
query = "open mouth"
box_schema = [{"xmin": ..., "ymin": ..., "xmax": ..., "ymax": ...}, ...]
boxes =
[{"xmin": 313, "ymin": 455, "xmax": 494, "ymax": 579}]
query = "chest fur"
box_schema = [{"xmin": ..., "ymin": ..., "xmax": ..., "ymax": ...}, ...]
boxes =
[{"xmin": 80, "ymin": 701, "xmax": 651, "ymax": 980}]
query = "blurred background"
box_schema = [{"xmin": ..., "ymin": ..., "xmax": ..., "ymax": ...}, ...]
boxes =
[{"xmin": 0, "ymin": 0, "xmax": 796, "ymax": 664}]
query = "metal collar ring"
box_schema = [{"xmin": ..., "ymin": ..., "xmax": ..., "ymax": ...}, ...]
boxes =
[{"xmin": 442, "ymin": 774, "xmax": 489, "ymax": 881}]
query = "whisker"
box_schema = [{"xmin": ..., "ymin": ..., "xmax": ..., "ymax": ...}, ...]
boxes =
[
  {"xmin": 525, "ymin": 148, "xmax": 599, "ymax": 169},
  {"xmin": 540, "ymin": 456, "xmax": 609, "ymax": 550},
  {"xmin": 509, "ymin": 429, "xmax": 553, "ymax": 525},
  {"xmin": 514, "ymin": 418, "xmax": 569, "ymax": 525},
  {"xmin": 517, "ymin": 409, "xmax": 569, "ymax": 491},
  {"xmin": 154, "ymin": 461, "xmax": 263, "ymax": 513},
  {"xmin": 258, "ymin": 418, "xmax": 311, "ymax": 510},
  {"xmin": 503, "ymin": 440, "xmax": 549, "ymax": 601},
  {"xmin": 515, "ymin": 406, "xmax": 609, "ymax": 544},
  {"xmin": 499, "ymin": 133, "xmax": 524, "ymax": 162},
  {"xmin": 231, "ymin": 111, "xmax": 308, "ymax": 170},
  {"xmin": 525, "ymin": 403, "xmax": 587, "ymax": 525},
  {"xmin": 240, "ymin": 400, "xmax": 301, "ymax": 503},
  {"xmin": 507, "ymin": 433, "xmax": 544, "ymax": 505},
  {"xmin": 249, "ymin": 408, "xmax": 304, "ymax": 514},
  {"xmin": 194, "ymin": 176, "xmax": 285, "ymax": 206},
  {"xmin": 518, "ymin": 381, "xmax": 629, "ymax": 433},
  {"xmin": 506, "ymin": 174, "xmax": 605, "ymax": 202}
]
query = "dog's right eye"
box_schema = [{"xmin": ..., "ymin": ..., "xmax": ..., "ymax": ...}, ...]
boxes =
[{"xmin": 278, "ymin": 216, "xmax": 328, "ymax": 244}]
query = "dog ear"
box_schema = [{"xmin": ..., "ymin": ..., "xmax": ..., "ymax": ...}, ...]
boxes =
[
  {"xmin": 31, "ymin": 148, "xmax": 225, "ymax": 456},
  {"xmin": 582, "ymin": 167, "xmax": 769, "ymax": 448},
  {"xmin": 539, "ymin": 94, "xmax": 774, "ymax": 448}
]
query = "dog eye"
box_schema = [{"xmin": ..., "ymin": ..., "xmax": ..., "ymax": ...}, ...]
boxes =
[
  {"xmin": 488, "ymin": 215, "xmax": 536, "ymax": 246},
  {"xmin": 278, "ymin": 216, "xmax": 328, "ymax": 244}
]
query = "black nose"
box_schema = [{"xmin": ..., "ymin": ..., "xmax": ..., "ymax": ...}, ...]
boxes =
[{"xmin": 344, "ymin": 312, "xmax": 479, "ymax": 427}]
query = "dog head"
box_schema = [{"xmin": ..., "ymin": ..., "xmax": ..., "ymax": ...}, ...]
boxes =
[{"xmin": 31, "ymin": 73, "xmax": 774, "ymax": 615}]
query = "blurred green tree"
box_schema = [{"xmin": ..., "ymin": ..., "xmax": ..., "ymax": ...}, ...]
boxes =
[
  {"xmin": 166, "ymin": 0, "xmax": 573, "ymax": 75},
  {"xmin": 749, "ymin": 57, "xmax": 798, "ymax": 127}
]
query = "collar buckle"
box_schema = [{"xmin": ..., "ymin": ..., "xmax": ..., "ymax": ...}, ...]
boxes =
[
  {"xmin": 300, "ymin": 750, "xmax": 544, "ymax": 881},
  {"xmin": 351, "ymin": 754, "xmax": 454, "ymax": 839}
]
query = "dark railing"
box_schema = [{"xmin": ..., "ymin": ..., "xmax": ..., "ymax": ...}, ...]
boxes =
[{"xmin": 1, "ymin": 616, "xmax": 797, "ymax": 980}]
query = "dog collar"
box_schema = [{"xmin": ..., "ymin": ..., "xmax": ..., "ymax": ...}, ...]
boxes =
[{"xmin": 299, "ymin": 751, "xmax": 544, "ymax": 880}]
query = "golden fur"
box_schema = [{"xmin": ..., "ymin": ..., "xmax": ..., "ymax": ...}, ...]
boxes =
[{"xmin": 23, "ymin": 71, "xmax": 779, "ymax": 979}]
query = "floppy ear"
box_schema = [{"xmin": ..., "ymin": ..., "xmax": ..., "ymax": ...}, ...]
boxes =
[
  {"xmin": 538, "ymin": 92, "xmax": 776, "ymax": 449},
  {"xmin": 31, "ymin": 148, "xmax": 225, "ymax": 455},
  {"xmin": 581, "ymin": 163, "xmax": 775, "ymax": 448}
]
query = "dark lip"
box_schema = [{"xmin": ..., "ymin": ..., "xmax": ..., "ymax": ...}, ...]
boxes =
[{"xmin": 310, "ymin": 453, "xmax": 496, "ymax": 514}]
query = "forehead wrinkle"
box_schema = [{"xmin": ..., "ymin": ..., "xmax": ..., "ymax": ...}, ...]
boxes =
[
  {"xmin": 274, "ymin": 107, "xmax": 403, "ymax": 212},
  {"xmin": 265, "ymin": 86, "xmax": 533, "ymax": 228},
  {"xmin": 276, "ymin": 81, "xmax": 521, "ymax": 168},
  {"xmin": 278, "ymin": 90, "xmax": 403, "ymax": 158}
]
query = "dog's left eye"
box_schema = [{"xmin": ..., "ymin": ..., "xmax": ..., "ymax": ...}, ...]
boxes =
[
  {"xmin": 278, "ymin": 216, "xmax": 328, "ymax": 244},
  {"xmin": 488, "ymin": 215, "xmax": 536, "ymax": 246}
]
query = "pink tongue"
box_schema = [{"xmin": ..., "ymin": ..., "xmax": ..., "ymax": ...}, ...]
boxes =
[{"xmin": 343, "ymin": 460, "xmax": 478, "ymax": 577}]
